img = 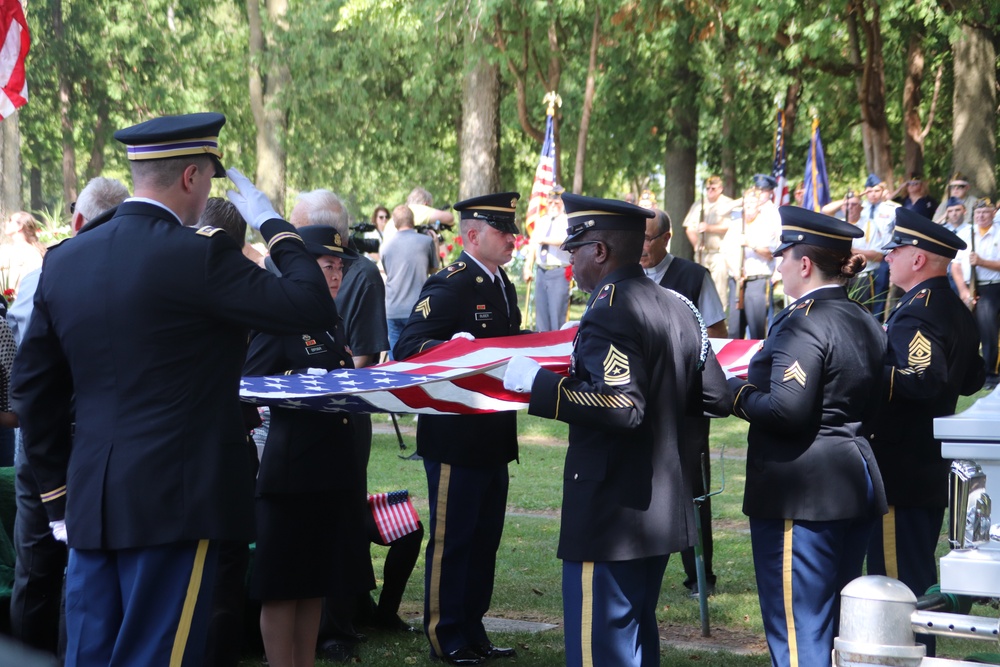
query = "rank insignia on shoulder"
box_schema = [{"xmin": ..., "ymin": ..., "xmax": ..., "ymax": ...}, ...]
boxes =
[
  {"xmin": 782, "ymin": 360, "xmax": 807, "ymax": 387},
  {"xmin": 415, "ymin": 297, "xmax": 431, "ymax": 319},
  {"xmin": 597, "ymin": 284, "xmax": 615, "ymax": 303},
  {"xmin": 794, "ymin": 298, "xmax": 814, "ymax": 313},
  {"xmin": 445, "ymin": 262, "xmax": 467, "ymax": 277},
  {"xmin": 602, "ymin": 344, "xmax": 631, "ymax": 386},
  {"xmin": 907, "ymin": 330, "xmax": 931, "ymax": 370},
  {"xmin": 915, "ymin": 288, "xmax": 930, "ymax": 305},
  {"xmin": 195, "ymin": 226, "xmax": 225, "ymax": 237}
]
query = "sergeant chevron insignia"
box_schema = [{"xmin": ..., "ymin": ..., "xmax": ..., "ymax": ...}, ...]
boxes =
[
  {"xmin": 782, "ymin": 360, "xmax": 807, "ymax": 388},
  {"xmin": 908, "ymin": 330, "xmax": 932, "ymax": 370},
  {"xmin": 415, "ymin": 297, "xmax": 431, "ymax": 319},
  {"xmin": 602, "ymin": 344, "xmax": 631, "ymax": 386}
]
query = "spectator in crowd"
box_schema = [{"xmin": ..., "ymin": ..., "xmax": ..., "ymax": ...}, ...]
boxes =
[
  {"xmin": 859, "ymin": 174, "xmax": 899, "ymax": 321},
  {"xmin": 10, "ymin": 112, "xmax": 340, "ymax": 667},
  {"xmin": 380, "ymin": 187, "xmax": 454, "ymax": 251},
  {"xmin": 951, "ymin": 198, "xmax": 1000, "ymax": 390},
  {"xmin": 503, "ymin": 194, "xmax": 730, "ymax": 666},
  {"xmin": 724, "ymin": 178, "xmax": 780, "ymax": 339},
  {"xmin": 522, "ymin": 186, "xmax": 571, "ymax": 332},
  {"xmin": 383, "ymin": 203, "xmax": 439, "ymax": 356},
  {"xmin": 836, "ymin": 190, "xmax": 889, "ymax": 314},
  {"xmin": 395, "ymin": 192, "xmax": 523, "ymax": 666},
  {"xmin": 869, "ymin": 209, "xmax": 984, "ymax": 656},
  {"xmin": 684, "ymin": 175, "xmax": 735, "ymax": 312},
  {"xmin": 641, "ymin": 207, "xmax": 726, "ymax": 598},
  {"xmin": 729, "ymin": 207, "xmax": 887, "ymax": 667},
  {"xmin": 894, "ymin": 173, "xmax": 937, "ymax": 220},
  {"xmin": 1, "ymin": 212, "xmax": 47, "ymax": 294},
  {"xmin": 244, "ymin": 225, "xmax": 360, "ymax": 667},
  {"xmin": 939, "ymin": 197, "xmax": 970, "ymax": 236},
  {"xmin": 8, "ymin": 176, "xmax": 128, "ymax": 661},
  {"xmin": 932, "ymin": 173, "xmax": 976, "ymax": 225}
]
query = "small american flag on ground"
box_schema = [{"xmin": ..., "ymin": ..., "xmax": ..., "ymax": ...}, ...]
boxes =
[
  {"xmin": 240, "ymin": 329, "xmax": 760, "ymax": 415},
  {"xmin": 369, "ymin": 490, "xmax": 420, "ymax": 543}
]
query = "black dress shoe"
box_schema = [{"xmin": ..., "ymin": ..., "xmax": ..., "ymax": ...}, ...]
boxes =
[
  {"xmin": 430, "ymin": 647, "xmax": 486, "ymax": 665},
  {"xmin": 318, "ymin": 639, "xmax": 358, "ymax": 663},
  {"xmin": 475, "ymin": 642, "xmax": 517, "ymax": 659}
]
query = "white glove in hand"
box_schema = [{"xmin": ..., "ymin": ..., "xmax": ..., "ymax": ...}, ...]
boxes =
[
  {"xmin": 503, "ymin": 356, "xmax": 541, "ymax": 393},
  {"xmin": 49, "ymin": 520, "xmax": 67, "ymax": 544},
  {"xmin": 305, "ymin": 368, "xmax": 327, "ymax": 376},
  {"xmin": 226, "ymin": 168, "xmax": 279, "ymax": 231},
  {"xmin": 560, "ymin": 320, "xmax": 580, "ymax": 330},
  {"xmin": 450, "ymin": 332, "xmax": 475, "ymax": 341},
  {"xmin": 722, "ymin": 366, "xmax": 738, "ymax": 380}
]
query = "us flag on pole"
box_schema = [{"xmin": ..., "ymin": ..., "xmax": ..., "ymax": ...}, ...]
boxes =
[
  {"xmin": 369, "ymin": 490, "xmax": 420, "ymax": 543},
  {"xmin": 0, "ymin": 0, "xmax": 29, "ymax": 119},
  {"xmin": 772, "ymin": 109, "xmax": 790, "ymax": 206},
  {"xmin": 524, "ymin": 111, "xmax": 555, "ymax": 237}
]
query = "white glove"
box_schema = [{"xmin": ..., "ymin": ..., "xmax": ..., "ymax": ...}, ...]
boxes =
[
  {"xmin": 226, "ymin": 168, "xmax": 279, "ymax": 231},
  {"xmin": 722, "ymin": 365, "xmax": 738, "ymax": 380},
  {"xmin": 304, "ymin": 368, "xmax": 327, "ymax": 376},
  {"xmin": 49, "ymin": 520, "xmax": 67, "ymax": 544},
  {"xmin": 450, "ymin": 332, "xmax": 475, "ymax": 341},
  {"xmin": 503, "ymin": 355, "xmax": 541, "ymax": 393},
  {"xmin": 560, "ymin": 320, "xmax": 580, "ymax": 330}
]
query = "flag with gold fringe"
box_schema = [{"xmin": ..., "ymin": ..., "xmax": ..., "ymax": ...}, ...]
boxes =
[{"xmin": 803, "ymin": 116, "xmax": 831, "ymax": 212}]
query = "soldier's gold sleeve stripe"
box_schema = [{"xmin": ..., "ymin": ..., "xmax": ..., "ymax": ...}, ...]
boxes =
[
  {"xmin": 267, "ymin": 231, "xmax": 302, "ymax": 250},
  {"xmin": 564, "ymin": 388, "xmax": 633, "ymax": 409},
  {"xmin": 40, "ymin": 486, "xmax": 67, "ymax": 503}
]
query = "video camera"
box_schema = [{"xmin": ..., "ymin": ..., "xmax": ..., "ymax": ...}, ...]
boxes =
[
  {"xmin": 416, "ymin": 219, "xmax": 451, "ymax": 243},
  {"xmin": 351, "ymin": 222, "xmax": 377, "ymax": 234}
]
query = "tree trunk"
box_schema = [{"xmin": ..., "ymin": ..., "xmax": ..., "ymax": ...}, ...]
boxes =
[
  {"xmin": 902, "ymin": 31, "xmax": 925, "ymax": 178},
  {"xmin": 0, "ymin": 113, "xmax": 22, "ymax": 214},
  {"xmin": 86, "ymin": 96, "xmax": 110, "ymax": 180},
  {"xmin": 847, "ymin": 0, "xmax": 894, "ymax": 187},
  {"xmin": 720, "ymin": 28, "xmax": 737, "ymax": 197},
  {"xmin": 54, "ymin": 0, "xmax": 77, "ymax": 206},
  {"xmin": 952, "ymin": 22, "xmax": 996, "ymax": 198},
  {"xmin": 664, "ymin": 65, "xmax": 698, "ymax": 260},
  {"xmin": 459, "ymin": 43, "xmax": 500, "ymax": 199},
  {"xmin": 571, "ymin": 7, "xmax": 599, "ymax": 195},
  {"xmin": 247, "ymin": 0, "xmax": 290, "ymax": 215},
  {"xmin": 29, "ymin": 166, "xmax": 41, "ymax": 213},
  {"xmin": 782, "ymin": 79, "xmax": 802, "ymax": 154}
]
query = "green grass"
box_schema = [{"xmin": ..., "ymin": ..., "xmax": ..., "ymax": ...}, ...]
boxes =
[{"xmin": 239, "ymin": 387, "xmax": 998, "ymax": 666}]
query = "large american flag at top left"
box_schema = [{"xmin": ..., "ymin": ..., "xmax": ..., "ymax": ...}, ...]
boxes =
[
  {"xmin": 239, "ymin": 329, "xmax": 760, "ymax": 415},
  {"xmin": 0, "ymin": 0, "xmax": 29, "ymax": 119}
]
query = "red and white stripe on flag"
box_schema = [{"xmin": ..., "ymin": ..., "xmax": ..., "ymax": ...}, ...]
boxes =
[
  {"xmin": 369, "ymin": 490, "xmax": 420, "ymax": 543},
  {"xmin": 0, "ymin": 0, "xmax": 29, "ymax": 119},
  {"xmin": 524, "ymin": 114, "xmax": 555, "ymax": 237}
]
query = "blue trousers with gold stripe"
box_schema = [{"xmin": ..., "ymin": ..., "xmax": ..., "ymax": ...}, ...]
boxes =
[
  {"xmin": 423, "ymin": 460, "xmax": 509, "ymax": 657},
  {"xmin": 562, "ymin": 556, "xmax": 668, "ymax": 667},
  {"xmin": 64, "ymin": 540, "xmax": 218, "ymax": 667},
  {"xmin": 750, "ymin": 516, "xmax": 874, "ymax": 667},
  {"xmin": 866, "ymin": 506, "xmax": 944, "ymax": 656}
]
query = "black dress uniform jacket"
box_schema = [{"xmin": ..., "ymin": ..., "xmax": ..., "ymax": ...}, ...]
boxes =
[
  {"xmin": 244, "ymin": 323, "xmax": 355, "ymax": 495},
  {"xmin": 394, "ymin": 251, "xmax": 522, "ymax": 467},
  {"xmin": 871, "ymin": 276, "xmax": 985, "ymax": 508},
  {"xmin": 529, "ymin": 264, "xmax": 730, "ymax": 562},
  {"xmin": 10, "ymin": 201, "xmax": 339, "ymax": 550},
  {"xmin": 733, "ymin": 287, "xmax": 888, "ymax": 521}
]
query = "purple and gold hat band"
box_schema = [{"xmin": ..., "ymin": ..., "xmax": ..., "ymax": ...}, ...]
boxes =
[{"xmin": 125, "ymin": 136, "xmax": 222, "ymax": 161}]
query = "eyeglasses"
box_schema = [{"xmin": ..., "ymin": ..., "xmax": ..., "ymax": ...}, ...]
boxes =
[
  {"xmin": 376, "ymin": 213, "xmax": 388, "ymax": 219},
  {"xmin": 643, "ymin": 231, "xmax": 667, "ymax": 245},
  {"xmin": 564, "ymin": 240, "xmax": 601, "ymax": 255}
]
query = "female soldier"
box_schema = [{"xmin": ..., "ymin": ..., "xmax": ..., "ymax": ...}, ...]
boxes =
[
  {"xmin": 728, "ymin": 207, "xmax": 887, "ymax": 667},
  {"xmin": 244, "ymin": 225, "xmax": 361, "ymax": 667}
]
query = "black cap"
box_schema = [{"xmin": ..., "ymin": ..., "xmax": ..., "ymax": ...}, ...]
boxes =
[
  {"xmin": 773, "ymin": 206, "xmax": 863, "ymax": 256},
  {"xmin": 298, "ymin": 225, "xmax": 360, "ymax": 261},
  {"xmin": 560, "ymin": 193, "xmax": 654, "ymax": 247},
  {"xmin": 752, "ymin": 174, "xmax": 777, "ymax": 190},
  {"xmin": 114, "ymin": 112, "xmax": 227, "ymax": 178},
  {"xmin": 882, "ymin": 207, "xmax": 966, "ymax": 258},
  {"xmin": 864, "ymin": 173, "xmax": 883, "ymax": 189},
  {"xmin": 454, "ymin": 192, "xmax": 520, "ymax": 234}
]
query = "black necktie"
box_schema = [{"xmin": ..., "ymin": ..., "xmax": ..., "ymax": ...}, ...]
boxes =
[{"xmin": 494, "ymin": 276, "xmax": 508, "ymax": 316}]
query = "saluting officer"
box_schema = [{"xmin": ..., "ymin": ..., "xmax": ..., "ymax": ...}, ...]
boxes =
[
  {"xmin": 867, "ymin": 208, "xmax": 985, "ymax": 657},
  {"xmin": 729, "ymin": 207, "xmax": 887, "ymax": 667},
  {"xmin": 394, "ymin": 193, "xmax": 523, "ymax": 666},
  {"xmin": 503, "ymin": 194, "xmax": 731, "ymax": 667},
  {"xmin": 10, "ymin": 113, "xmax": 340, "ymax": 667}
]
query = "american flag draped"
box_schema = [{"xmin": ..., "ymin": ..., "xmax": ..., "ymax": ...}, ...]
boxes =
[
  {"xmin": 803, "ymin": 116, "xmax": 831, "ymax": 212},
  {"xmin": 369, "ymin": 490, "xmax": 420, "ymax": 543},
  {"xmin": 772, "ymin": 109, "xmax": 790, "ymax": 206},
  {"xmin": 524, "ymin": 94, "xmax": 558, "ymax": 237},
  {"xmin": 0, "ymin": 0, "xmax": 29, "ymax": 119},
  {"xmin": 240, "ymin": 329, "xmax": 761, "ymax": 415}
]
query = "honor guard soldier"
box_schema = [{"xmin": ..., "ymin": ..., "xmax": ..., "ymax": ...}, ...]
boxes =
[
  {"xmin": 952, "ymin": 198, "xmax": 1000, "ymax": 389},
  {"xmin": 729, "ymin": 207, "xmax": 888, "ymax": 667},
  {"xmin": 869, "ymin": 208, "xmax": 986, "ymax": 657},
  {"xmin": 11, "ymin": 112, "xmax": 341, "ymax": 667},
  {"xmin": 503, "ymin": 194, "xmax": 731, "ymax": 667},
  {"xmin": 394, "ymin": 192, "xmax": 524, "ymax": 666}
]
